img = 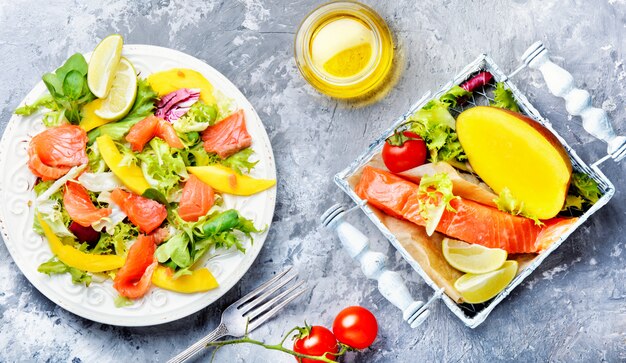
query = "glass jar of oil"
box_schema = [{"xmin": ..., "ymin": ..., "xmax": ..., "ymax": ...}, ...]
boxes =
[{"xmin": 295, "ymin": 1, "xmax": 394, "ymax": 99}]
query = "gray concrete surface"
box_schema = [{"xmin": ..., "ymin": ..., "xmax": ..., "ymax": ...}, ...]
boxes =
[{"xmin": 1, "ymin": 0, "xmax": 625, "ymax": 362}]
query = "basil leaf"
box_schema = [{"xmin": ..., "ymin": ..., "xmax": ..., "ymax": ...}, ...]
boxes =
[
  {"xmin": 63, "ymin": 70, "xmax": 84, "ymax": 100},
  {"xmin": 56, "ymin": 53, "xmax": 89, "ymax": 80},
  {"xmin": 142, "ymin": 188, "xmax": 170, "ymax": 207},
  {"xmin": 42, "ymin": 72, "xmax": 63, "ymax": 97}
]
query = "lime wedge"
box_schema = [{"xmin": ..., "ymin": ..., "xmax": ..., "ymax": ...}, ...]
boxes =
[
  {"xmin": 443, "ymin": 238, "xmax": 507, "ymax": 274},
  {"xmin": 94, "ymin": 58, "xmax": 137, "ymax": 121},
  {"xmin": 454, "ymin": 260, "xmax": 518, "ymax": 304},
  {"xmin": 88, "ymin": 34, "xmax": 124, "ymax": 98}
]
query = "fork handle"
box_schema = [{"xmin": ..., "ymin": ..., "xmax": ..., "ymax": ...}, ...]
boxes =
[{"xmin": 167, "ymin": 322, "xmax": 229, "ymax": 363}]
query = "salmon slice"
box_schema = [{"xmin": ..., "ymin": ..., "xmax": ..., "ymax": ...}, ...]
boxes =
[
  {"xmin": 178, "ymin": 174, "xmax": 215, "ymax": 222},
  {"xmin": 201, "ymin": 109, "xmax": 252, "ymax": 158},
  {"xmin": 32, "ymin": 125, "xmax": 88, "ymax": 167},
  {"xmin": 63, "ymin": 181, "xmax": 112, "ymax": 227},
  {"xmin": 113, "ymin": 231, "xmax": 166, "ymax": 299},
  {"xmin": 355, "ymin": 166, "xmax": 578, "ymax": 254},
  {"xmin": 125, "ymin": 115, "xmax": 184, "ymax": 152},
  {"xmin": 28, "ymin": 147, "xmax": 71, "ymax": 181},
  {"xmin": 110, "ymin": 188, "xmax": 167, "ymax": 234},
  {"xmin": 28, "ymin": 125, "xmax": 88, "ymax": 180}
]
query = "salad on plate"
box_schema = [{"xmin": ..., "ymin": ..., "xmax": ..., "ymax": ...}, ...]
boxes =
[{"xmin": 15, "ymin": 34, "xmax": 276, "ymax": 305}]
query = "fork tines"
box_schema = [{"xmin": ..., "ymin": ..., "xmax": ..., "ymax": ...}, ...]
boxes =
[{"xmin": 235, "ymin": 267, "xmax": 306, "ymax": 331}]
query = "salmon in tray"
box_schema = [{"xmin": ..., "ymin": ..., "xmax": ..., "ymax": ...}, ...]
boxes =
[{"xmin": 331, "ymin": 46, "xmax": 621, "ymax": 328}]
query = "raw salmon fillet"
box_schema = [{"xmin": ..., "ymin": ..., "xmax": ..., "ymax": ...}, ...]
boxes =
[
  {"xmin": 125, "ymin": 115, "xmax": 185, "ymax": 152},
  {"xmin": 111, "ymin": 188, "xmax": 167, "ymax": 234},
  {"xmin": 355, "ymin": 166, "xmax": 577, "ymax": 254},
  {"xmin": 201, "ymin": 109, "xmax": 252, "ymax": 158},
  {"xmin": 28, "ymin": 125, "xmax": 88, "ymax": 180},
  {"xmin": 63, "ymin": 181, "xmax": 112, "ymax": 227},
  {"xmin": 178, "ymin": 174, "xmax": 215, "ymax": 222}
]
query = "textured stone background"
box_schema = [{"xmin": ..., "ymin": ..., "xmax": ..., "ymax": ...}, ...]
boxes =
[{"xmin": 1, "ymin": 0, "xmax": 625, "ymax": 362}]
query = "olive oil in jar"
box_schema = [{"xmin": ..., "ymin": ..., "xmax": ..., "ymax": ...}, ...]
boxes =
[{"xmin": 295, "ymin": 2, "xmax": 394, "ymax": 99}]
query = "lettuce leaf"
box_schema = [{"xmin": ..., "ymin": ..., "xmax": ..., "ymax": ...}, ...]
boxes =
[
  {"xmin": 38, "ymin": 257, "xmax": 92, "ymax": 286},
  {"xmin": 491, "ymin": 82, "xmax": 520, "ymax": 112},
  {"xmin": 221, "ymin": 148, "xmax": 258, "ymax": 174},
  {"xmin": 87, "ymin": 78, "xmax": 157, "ymax": 143},
  {"xmin": 15, "ymin": 95, "xmax": 58, "ymax": 116},
  {"xmin": 86, "ymin": 142, "xmax": 107, "ymax": 173},
  {"xmin": 156, "ymin": 209, "xmax": 260, "ymax": 271},
  {"xmin": 417, "ymin": 173, "xmax": 459, "ymax": 235},
  {"xmin": 408, "ymin": 105, "xmax": 466, "ymax": 163},
  {"xmin": 561, "ymin": 172, "xmax": 602, "ymax": 214},
  {"xmin": 92, "ymin": 221, "xmax": 139, "ymax": 256},
  {"xmin": 436, "ymin": 85, "xmax": 472, "ymax": 109},
  {"xmin": 173, "ymin": 102, "xmax": 217, "ymax": 133},
  {"xmin": 493, "ymin": 187, "xmax": 542, "ymax": 225},
  {"xmin": 137, "ymin": 138, "xmax": 188, "ymax": 197}
]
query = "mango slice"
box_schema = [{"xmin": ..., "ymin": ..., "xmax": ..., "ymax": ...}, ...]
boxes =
[
  {"xmin": 96, "ymin": 135, "xmax": 151, "ymax": 195},
  {"xmin": 147, "ymin": 68, "xmax": 216, "ymax": 105},
  {"xmin": 187, "ymin": 165, "xmax": 276, "ymax": 196},
  {"xmin": 80, "ymin": 99, "xmax": 111, "ymax": 132},
  {"xmin": 151, "ymin": 266, "xmax": 218, "ymax": 293},
  {"xmin": 456, "ymin": 106, "xmax": 571, "ymax": 219}
]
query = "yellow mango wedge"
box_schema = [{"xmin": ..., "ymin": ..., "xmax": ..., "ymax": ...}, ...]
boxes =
[
  {"xmin": 151, "ymin": 266, "xmax": 218, "ymax": 293},
  {"xmin": 37, "ymin": 214, "xmax": 125, "ymax": 273},
  {"xmin": 148, "ymin": 68, "xmax": 216, "ymax": 105},
  {"xmin": 96, "ymin": 135, "xmax": 151, "ymax": 195},
  {"xmin": 188, "ymin": 165, "xmax": 276, "ymax": 196},
  {"xmin": 79, "ymin": 99, "xmax": 110, "ymax": 132}
]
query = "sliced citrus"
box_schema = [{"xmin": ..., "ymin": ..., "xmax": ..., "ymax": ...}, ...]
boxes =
[
  {"xmin": 443, "ymin": 238, "xmax": 507, "ymax": 274},
  {"xmin": 454, "ymin": 260, "xmax": 518, "ymax": 304},
  {"xmin": 87, "ymin": 34, "xmax": 123, "ymax": 98},
  {"xmin": 95, "ymin": 58, "xmax": 137, "ymax": 121}
]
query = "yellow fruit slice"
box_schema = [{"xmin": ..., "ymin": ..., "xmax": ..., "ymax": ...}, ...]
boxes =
[
  {"xmin": 79, "ymin": 99, "xmax": 109, "ymax": 131},
  {"xmin": 456, "ymin": 106, "xmax": 572, "ymax": 219},
  {"xmin": 88, "ymin": 34, "xmax": 124, "ymax": 98},
  {"xmin": 37, "ymin": 214, "xmax": 125, "ymax": 273},
  {"xmin": 187, "ymin": 165, "xmax": 275, "ymax": 196},
  {"xmin": 95, "ymin": 58, "xmax": 137, "ymax": 121},
  {"xmin": 151, "ymin": 266, "xmax": 218, "ymax": 293},
  {"xmin": 454, "ymin": 260, "xmax": 518, "ymax": 304},
  {"xmin": 96, "ymin": 135, "xmax": 150, "ymax": 195},
  {"xmin": 442, "ymin": 238, "xmax": 507, "ymax": 274},
  {"xmin": 147, "ymin": 68, "xmax": 216, "ymax": 105}
]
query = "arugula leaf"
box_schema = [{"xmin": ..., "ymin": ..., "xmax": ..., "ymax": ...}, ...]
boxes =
[
  {"xmin": 38, "ymin": 257, "xmax": 92, "ymax": 286},
  {"xmin": 88, "ymin": 78, "xmax": 157, "ymax": 142},
  {"xmin": 493, "ymin": 187, "xmax": 542, "ymax": 225},
  {"xmin": 491, "ymin": 82, "xmax": 520, "ymax": 112}
]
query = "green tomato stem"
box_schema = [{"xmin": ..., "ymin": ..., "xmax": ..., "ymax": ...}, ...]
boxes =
[{"xmin": 206, "ymin": 335, "xmax": 340, "ymax": 363}]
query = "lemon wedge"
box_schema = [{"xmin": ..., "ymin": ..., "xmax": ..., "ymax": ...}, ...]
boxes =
[
  {"xmin": 443, "ymin": 238, "xmax": 507, "ymax": 274},
  {"xmin": 95, "ymin": 58, "xmax": 137, "ymax": 121},
  {"xmin": 87, "ymin": 34, "xmax": 123, "ymax": 98},
  {"xmin": 454, "ymin": 260, "xmax": 518, "ymax": 304}
]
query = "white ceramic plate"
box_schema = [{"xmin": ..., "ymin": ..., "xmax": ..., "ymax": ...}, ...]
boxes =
[{"xmin": 0, "ymin": 45, "xmax": 277, "ymax": 326}]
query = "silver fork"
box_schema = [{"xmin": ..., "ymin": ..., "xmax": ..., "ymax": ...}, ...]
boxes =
[{"xmin": 167, "ymin": 267, "xmax": 306, "ymax": 363}]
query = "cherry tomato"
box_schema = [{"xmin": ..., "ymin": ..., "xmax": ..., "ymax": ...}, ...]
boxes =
[
  {"xmin": 292, "ymin": 325, "xmax": 338, "ymax": 363},
  {"xmin": 382, "ymin": 131, "xmax": 427, "ymax": 173},
  {"xmin": 332, "ymin": 306, "xmax": 378, "ymax": 349}
]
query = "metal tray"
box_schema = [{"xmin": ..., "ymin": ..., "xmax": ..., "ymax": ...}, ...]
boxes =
[{"xmin": 329, "ymin": 46, "xmax": 621, "ymax": 328}]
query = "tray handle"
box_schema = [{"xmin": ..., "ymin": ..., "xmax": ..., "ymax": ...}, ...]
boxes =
[
  {"xmin": 321, "ymin": 203, "xmax": 443, "ymax": 328},
  {"xmin": 513, "ymin": 41, "xmax": 626, "ymax": 163}
]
